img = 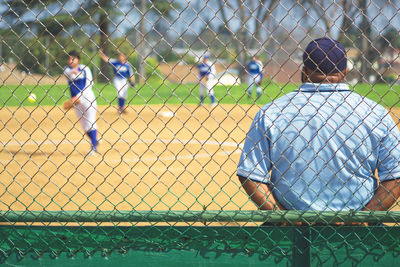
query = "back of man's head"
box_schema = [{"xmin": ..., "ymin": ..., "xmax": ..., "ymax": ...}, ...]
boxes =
[{"xmin": 303, "ymin": 37, "xmax": 347, "ymax": 75}]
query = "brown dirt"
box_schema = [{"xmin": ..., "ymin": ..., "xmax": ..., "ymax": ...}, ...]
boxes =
[{"xmin": 0, "ymin": 104, "xmax": 259, "ymax": 213}]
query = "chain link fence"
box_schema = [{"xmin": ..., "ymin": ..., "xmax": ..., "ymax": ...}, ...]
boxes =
[{"xmin": 1, "ymin": 0, "xmax": 400, "ymax": 265}]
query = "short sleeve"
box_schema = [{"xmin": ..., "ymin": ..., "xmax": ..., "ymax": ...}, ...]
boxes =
[
  {"xmin": 237, "ymin": 110, "xmax": 272, "ymax": 184},
  {"xmin": 377, "ymin": 115, "xmax": 400, "ymax": 181}
]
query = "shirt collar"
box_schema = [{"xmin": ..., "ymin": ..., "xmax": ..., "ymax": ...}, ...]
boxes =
[{"xmin": 298, "ymin": 83, "xmax": 351, "ymax": 92}]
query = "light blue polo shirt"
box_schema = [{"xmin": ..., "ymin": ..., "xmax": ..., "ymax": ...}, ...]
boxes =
[{"xmin": 237, "ymin": 83, "xmax": 400, "ymax": 211}]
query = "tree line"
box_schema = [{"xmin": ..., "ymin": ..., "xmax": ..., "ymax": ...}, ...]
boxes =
[{"xmin": 1, "ymin": 0, "xmax": 399, "ymax": 82}]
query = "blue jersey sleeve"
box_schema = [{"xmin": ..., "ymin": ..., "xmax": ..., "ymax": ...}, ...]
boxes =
[
  {"xmin": 198, "ymin": 63, "xmax": 211, "ymax": 77},
  {"xmin": 68, "ymin": 68, "xmax": 87, "ymax": 97},
  {"xmin": 69, "ymin": 84, "xmax": 80, "ymax": 97},
  {"xmin": 377, "ymin": 115, "xmax": 400, "ymax": 181},
  {"xmin": 237, "ymin": 110, "xmax": 272, "ymax": 183}
]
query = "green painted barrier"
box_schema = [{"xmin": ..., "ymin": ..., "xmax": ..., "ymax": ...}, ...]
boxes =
[{"xmin": 1, "ymin": 226, "xmax": 400, "ymax": 266}]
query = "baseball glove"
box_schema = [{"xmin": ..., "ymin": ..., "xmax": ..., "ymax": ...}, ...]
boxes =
[
  {"xmin": 63, "ymin": 97, "xmax": 80, "ymax": 110},
  {"xmin": 128, "ymin": 80, "xmax": 136, "ymax": 88}
]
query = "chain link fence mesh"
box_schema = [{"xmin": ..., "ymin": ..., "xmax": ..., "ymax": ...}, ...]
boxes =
[{"xmin": 1, "ymin": 0, "xmax": 400, "ymax": 265}]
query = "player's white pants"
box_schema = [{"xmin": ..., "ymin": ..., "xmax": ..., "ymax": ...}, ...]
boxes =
[
  {"xmin": 247, "ymin": 74, "xmax": 262, "ymax": 94},
  {"xmin": 199, "ymin": 78, "xmax": 215, "ymax": 98},
  {"xmin": 113, "ymin": 78, "xmax": 129, "ymax": 99},
  {"xmin": 74, "ymin": 88, "xmax": 97, "ymax": 132}
]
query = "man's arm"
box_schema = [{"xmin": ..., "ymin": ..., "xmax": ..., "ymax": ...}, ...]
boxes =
[
  {"xmin": 99, "ymin": 48, "xmax": 110, "ymax": 62},
  {"xmin": 362, "ymin": 179, "xmax": 400, "ymax": 211},
  {"xmin": 238, "ymin": 175, "xmax": 285, "ymax": 210}
]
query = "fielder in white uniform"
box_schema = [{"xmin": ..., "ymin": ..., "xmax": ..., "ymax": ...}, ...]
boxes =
[
  {"xmin": 99, "ymin": 49, "xmax": 135, "ymax": 114},
  {"xmin": 197, "ymin": 56, "xmax": 216, "ymax": 105},
  {"xmin": 63, "ymin": 50, "xmax": 99, "ymax": 155},
  {"xmin": 246, "ymin": 56, "xmax": 263, "ymax": 99}
]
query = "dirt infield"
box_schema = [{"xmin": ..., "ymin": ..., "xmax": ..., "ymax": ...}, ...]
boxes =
[
  {"xmin": 1, "ymin": 105, "xmax": 400, "ymax": 215},
  {"xmin": 0, "ymin": 104, "xmax": 259, "ymax": 213}
]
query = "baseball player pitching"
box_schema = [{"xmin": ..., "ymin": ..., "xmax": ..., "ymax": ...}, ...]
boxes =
[
  {"xmin": 246, "ymin": 55, "xmax": 263, "ymax": 99},
  {"xmin": 99, "ymin": 49, "xmax": 135, "ymax": 114},
  {"xmin": 197, "ymin": 55, "xmax": 216, "ymax": 106},
  {"xmin": 63, "ymin": 50, "xmax": 99, "ymax": 156}
]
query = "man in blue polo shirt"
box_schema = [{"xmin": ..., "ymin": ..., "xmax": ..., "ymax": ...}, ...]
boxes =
[{"xmin": 237, "ymin": 37, "xmax": 400, "ymax": 214}]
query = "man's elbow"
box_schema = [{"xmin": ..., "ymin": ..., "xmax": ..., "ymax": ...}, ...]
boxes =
[
  {"xmin": 386, "ymin": 178, "xmax": 400, "ymax": 199},
  {"xmin": 237, "ymin": 175, "xmax": 248, "ymax": 186}
]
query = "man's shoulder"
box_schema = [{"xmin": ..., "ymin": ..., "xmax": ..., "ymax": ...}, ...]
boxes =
[
  {"xmin": 259, "ymin": 94, "xmax": 295, "ymax": 113},
  {"xmin": 343, "ymin": 89, "xmax": 387, "ymax": 112},
  {"xmin": 360, "ymin": 96, "xmax": 390, "ymax": 116}
]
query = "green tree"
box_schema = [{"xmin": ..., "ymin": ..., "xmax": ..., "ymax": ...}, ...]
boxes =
[
  {"xmin": 214, "ymin": 1, "xmax": 277, "ymax": 81},
  {"xmin": 1, "ymin": 0, "xmax": 119, "ymax": 80},
  {"xmin": 1, "ymin": 1, "xmax": 73, "ymax": 74},
  {"xmin": 378, "ymin": 26, "xmax": 400, "ymax": 50},
  {"xmin": 148, "ymin": 0, "xmax": 181, "ymax": 35},
  {"xmin": 132, "ymin": 0, "xmax": 181, "ymax": 83}
]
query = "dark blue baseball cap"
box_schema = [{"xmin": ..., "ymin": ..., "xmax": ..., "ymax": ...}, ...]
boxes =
[{"xmin": 303, "ymin": 37, "xmax": 347, "ymax": 74}]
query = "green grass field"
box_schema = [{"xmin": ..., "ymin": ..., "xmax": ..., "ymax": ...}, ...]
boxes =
[{"xmin": 1, "ymin": 79, "xmax": 400, "ymax": 107}]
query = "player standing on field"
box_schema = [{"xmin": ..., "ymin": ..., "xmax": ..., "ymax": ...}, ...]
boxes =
[
  {"xmin": 246, "ymin": 55, "xmax": 263, "ymax": 99},
  {"xmin": 197, "ymin": 55, "xmax": 216, "ymax": 106},
  {"xmin": 63, "ymin": 50, "xmax": 99, "ymax": 156},
  {"xmin": 99, "ymin": 49, "xmax": 135, "ymax": 114}
]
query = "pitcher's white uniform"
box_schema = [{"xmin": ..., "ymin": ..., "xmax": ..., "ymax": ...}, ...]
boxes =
[{"xmin": 64, "ymin": 65, "xmax": 97, "ymax": 136}]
